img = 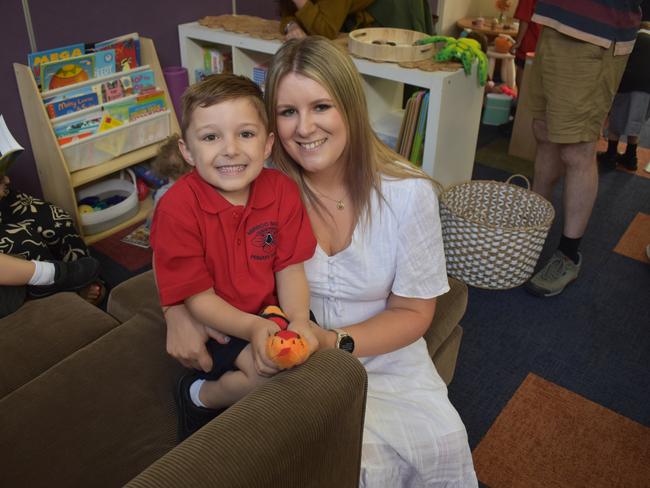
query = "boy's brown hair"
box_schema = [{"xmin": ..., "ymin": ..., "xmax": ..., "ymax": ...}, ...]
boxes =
[{"xmin": 180, "ymin": 73, "xmax": 268, "ymax": 138}]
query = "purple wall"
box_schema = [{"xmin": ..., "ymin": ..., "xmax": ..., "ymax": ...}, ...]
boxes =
[{"xmin": 1, "ymin": 0, "xmax": 278, "ymax": 197}]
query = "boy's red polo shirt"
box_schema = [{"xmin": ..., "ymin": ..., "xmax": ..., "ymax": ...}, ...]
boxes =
[{"xmin": 150, "ymin": 168, "xmax": 316, "ymax": 310}]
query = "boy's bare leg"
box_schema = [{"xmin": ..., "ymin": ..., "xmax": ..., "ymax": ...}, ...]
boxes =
[{"xmin": 198, "ymin": 345, "xmax": 269, "ymax": 409}]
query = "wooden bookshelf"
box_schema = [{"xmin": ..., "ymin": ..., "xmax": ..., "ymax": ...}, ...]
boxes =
[{"xmin": 14, "ymin": 37, "xmax": 180, "ymax": 244}]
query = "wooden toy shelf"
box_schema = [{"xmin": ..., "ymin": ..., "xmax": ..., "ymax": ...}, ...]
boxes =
[
  {"xmin": 178, "ymin": 21, "xmax": 484, "ymax": 188},
  {"xmin": 14, "ymin": 37, "xmax": 180, "ymax": 244}
]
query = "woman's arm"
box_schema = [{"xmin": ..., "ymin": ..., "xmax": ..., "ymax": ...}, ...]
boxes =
[
  {"xmin": 291, "ymin": 0, "xmax": 355, "ymax": 39},
  {"xmin": 163, "ymin": 304, "xmax": 214, "ymax": 372},
  {"xmin": 311, "ymin": 294, "xmax": 436, "ymax": 357},
  {"xmin": 511, "ymin": 20, "xmax": 529, "ymax": 55}
]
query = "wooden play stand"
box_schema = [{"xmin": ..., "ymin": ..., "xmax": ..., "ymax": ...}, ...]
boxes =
[{"xmin": 347, "ymin": 28, "xmax": 434, "ymax": 63}]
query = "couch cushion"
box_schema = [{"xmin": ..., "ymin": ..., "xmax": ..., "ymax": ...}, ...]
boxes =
[
  {"xmin": 107, "ymin": 270, "xmax": 161, "ymax": 323},
  {"xmin": 0, "ymin": 309, "xmax": 184, "ymax": 488},
  {"xmin": 423, "ymin": 277, "xmax": 468, "ymax": 358},
  {"xmin": 0, "ymin": 292, "xmax": 120, "ymax": 398}
]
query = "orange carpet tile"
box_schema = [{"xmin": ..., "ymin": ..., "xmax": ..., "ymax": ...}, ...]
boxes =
[
  {"xmin": 473, "ymin": 373, "xmax": 650, "ymax": 488},
  {"xmin": 613, "ymin": 212, "xmax": 650, "ymax": 263}
]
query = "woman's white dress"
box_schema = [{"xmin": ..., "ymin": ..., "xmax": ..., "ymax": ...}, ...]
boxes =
[{"xmin": 305, "ymin": 176, "xmax": 478, "ymax": 487}]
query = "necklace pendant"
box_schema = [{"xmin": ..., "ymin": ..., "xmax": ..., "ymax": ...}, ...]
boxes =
[{"xmin": 336, "ymin": 200, "xmax": 345, "ymax": 210}]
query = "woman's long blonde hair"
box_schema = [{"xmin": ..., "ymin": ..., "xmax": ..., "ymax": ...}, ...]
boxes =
[{"xmin": 265, "ymin": 36, "xmax": 438, "ymax": 224}]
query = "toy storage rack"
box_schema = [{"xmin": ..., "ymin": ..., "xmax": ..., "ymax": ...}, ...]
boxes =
[
  {"xmin": 14, "ymin": 37, "xmax": 181, "ymax": 244},
  {"xmin": 178, "ymin": 21, "xmax": 484, "ymax": 188}
]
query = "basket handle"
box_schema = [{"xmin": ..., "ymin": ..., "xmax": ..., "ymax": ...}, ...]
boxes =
[
  {"xmin": 120, "ymin": 168, "xmax": 137, "ymax": 190},
  {"xmin": 505, "ymin": 174, "xmax": 531, "ymax": 189}
]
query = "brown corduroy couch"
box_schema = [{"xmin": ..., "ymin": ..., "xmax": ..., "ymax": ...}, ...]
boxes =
[{"xmin": 0, "ymin": 271, "xmax": 467, "ymax": 488}]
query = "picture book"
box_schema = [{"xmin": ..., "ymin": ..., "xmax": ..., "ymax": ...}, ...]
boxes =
[
  {"xmin": 40, "ymin": 54, "xmax": 95, "ymax": 92},
  {"xmin": 0, "ymin": 115, "xmax": 24, "ymax": 178},
  {"xmin": 42, "ymin": 85, "xmax": 95, "ymax": 106},
  {"xmin": 93, "ymin": 49, "xmax": 117, "ymax": 78},
  {"xmin": 53, "ymin": 114, "xmax": 102, "ymax": 145},
  {"xmin": 46, "ymin": 92, "xmax": 99, "ymax": 119},
  {"xmin": 121, "ymin": 223, "xmax": 150, "ymax": 248},
  {"xmin": 94, "ymin": 33, "xmax": 140, "ymax": 72},
  {"xmin": 28, "ymin": 43, "xmax": 85, "ymax": 88},
  {"xmin": 409, "ymin": 91, "xmax": 429, "ymax": 166},
  {"xmin": 128, "ymin": 99, "xmax": 166, "ymax": 121},
  {"xmin": 127, "ymin": 69, "xmax": 155, "ymax": 95},
  {"xmin": 40, "ymin": 51, "xmax": 116, "ymax": 93}
]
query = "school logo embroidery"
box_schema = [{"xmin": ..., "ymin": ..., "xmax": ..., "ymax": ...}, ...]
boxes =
[{"xmin": 248, "ymin": 221, "xmax": 278, "ymax": 260}]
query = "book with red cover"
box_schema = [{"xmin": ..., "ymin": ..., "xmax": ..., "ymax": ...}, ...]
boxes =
[{"xmin": 94, "ymin": 33, "xmax": 140, "ymax": 72}]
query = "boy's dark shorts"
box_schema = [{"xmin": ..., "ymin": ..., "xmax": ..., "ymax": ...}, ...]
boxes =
[{"xmin": 200, "ymin": 337, "xmax": 249, "ymax": 381}]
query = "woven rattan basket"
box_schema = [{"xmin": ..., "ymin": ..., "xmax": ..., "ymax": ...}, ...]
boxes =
[{"xmin": 439, "ymin": 175, "xmax": 555, "ymax": 290}]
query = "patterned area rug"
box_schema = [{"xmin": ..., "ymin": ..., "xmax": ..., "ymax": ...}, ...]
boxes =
[
  {"xmin": 91, "ymin": 221, "xmax": 152, "ymax": 272},
  {"xmin": 472, "ymin": 373, "xmax": 650, "ymax": 488}
]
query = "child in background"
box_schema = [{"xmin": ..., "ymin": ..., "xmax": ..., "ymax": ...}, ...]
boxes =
[
  {"xmin": 150, "ymin": 73, "xmax": 318, "ymax": 440},
  {"xmin": 597, "ymin": 7, "xmax": 650, "ymax": 173},
  {"xmin": 144, "ymin": 134, "xmax": 191, "ymax": 230},
  {"xmin": 511, "ymin": 0, "xmax": 540, "ymax": 91}
]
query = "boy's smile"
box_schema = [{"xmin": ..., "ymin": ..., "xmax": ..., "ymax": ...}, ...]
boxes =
[{"xmin": 179, "ymin": 97, "xmax": 274, "ymax": 206}]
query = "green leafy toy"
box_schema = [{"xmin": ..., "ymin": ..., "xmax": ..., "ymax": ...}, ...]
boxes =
[{"xmin": 415, "ymin": 36, "xmax": 488, "ymax": 86}]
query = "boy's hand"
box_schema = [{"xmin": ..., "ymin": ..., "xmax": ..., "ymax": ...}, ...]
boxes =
[
  {"xmin": 250, "ymin": 318, "xmax": 282, "ymax": 376},
  {"xmin": 288, "ymin": 319, "xmax": 319, "ymax": 355}
]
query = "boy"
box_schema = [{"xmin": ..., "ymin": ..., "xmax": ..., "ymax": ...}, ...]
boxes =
[{"xmin": 150, "ymin": 74, "xmax": 317, "ymax": 440}]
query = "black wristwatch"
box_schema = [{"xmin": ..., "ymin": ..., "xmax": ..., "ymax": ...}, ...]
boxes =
[{"xmin": 334, "ymin": 329, "xmax": 355, "ymax": 353}]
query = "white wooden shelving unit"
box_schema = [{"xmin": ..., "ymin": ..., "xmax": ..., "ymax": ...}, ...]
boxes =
[{"xmin": 178, "ymin": 22, "xmax": 484, "ymax": 188}]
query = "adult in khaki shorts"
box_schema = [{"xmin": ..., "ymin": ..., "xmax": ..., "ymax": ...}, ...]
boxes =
[{"xmin": 524, "ymin": 0, "xmax": 643, "ymax": 297}]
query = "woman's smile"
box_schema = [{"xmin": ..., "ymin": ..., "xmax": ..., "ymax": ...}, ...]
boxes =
[{"xmin": 298, "ymin": 138, "xmax": 327, "ymax": 151}]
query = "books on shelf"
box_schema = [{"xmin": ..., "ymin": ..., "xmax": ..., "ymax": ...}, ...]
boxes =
[
  {"xmin": 28, "ymin": 43, "xmax": 85, "ymax": 90},
  {"xmin": 24, "ymin": 34, "xmax": 170, "ymax": 161},
  {"xmin": 0, "ymin": 115, "xmax": 25, "ymax": 178},
  {"xmin": 396, "ymin": 89, "xmax": 429, "ymax": 167},
  {"xmin": 94, "ymin": 33, "xmax": 141, "ymax": 72},
  {"xmin": 28, "ymin": 34, "xmax": 141, "ymax": 91}
]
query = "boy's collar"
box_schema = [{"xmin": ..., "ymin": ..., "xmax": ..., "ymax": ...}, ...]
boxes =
[{"xmin": 186, "ymin": 169, "xmax": 274, "ymax": 214}]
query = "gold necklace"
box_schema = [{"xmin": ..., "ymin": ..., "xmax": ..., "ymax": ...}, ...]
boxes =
[{"xmin": 306, "ymin": 181, "xmax": 346, "ymax": 210}]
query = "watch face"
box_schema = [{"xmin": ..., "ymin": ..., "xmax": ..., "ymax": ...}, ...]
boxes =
[{"xmin": 338, "ymin": 334, "xmax": 355, "ymax": 353}]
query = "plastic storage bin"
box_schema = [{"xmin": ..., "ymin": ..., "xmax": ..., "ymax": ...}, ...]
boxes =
[
  {"xmin": 482, "ymin": 94, "xmax": 512, "ymax": 126},
  {"xmin": 60, "ymin": 110, "xmax": 171, "ymax": 172},
  {"xmin": 77, "ymin": 169, "xmax": 139, "ymax": 236}
]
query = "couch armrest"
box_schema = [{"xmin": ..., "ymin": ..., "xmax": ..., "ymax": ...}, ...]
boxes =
[
  {"xmin": 107, "ymin": 270, "xmax": 160, "ymax": 323},
  {"xmin": 127, "ymin": 349, "xmax": 367, "ymax": 488},
  {"xmin": 423, "ymin": 277, "xmax": 468, "ymax": 359}
]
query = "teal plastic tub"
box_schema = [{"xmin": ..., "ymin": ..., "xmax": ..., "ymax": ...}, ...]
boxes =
[{"xmin": 482, "ymin": 93, "xmax": 512, "ymax": 126}]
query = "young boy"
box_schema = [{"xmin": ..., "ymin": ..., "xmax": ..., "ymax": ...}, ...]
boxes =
[{"xmin": 150, "ymin": 74, "xmax": 317, "ymax": 441}]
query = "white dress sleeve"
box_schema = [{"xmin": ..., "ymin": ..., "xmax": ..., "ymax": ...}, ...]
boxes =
[{"xmin": 391, "ymin": 178, "xmax": 450, "ymax": 299}]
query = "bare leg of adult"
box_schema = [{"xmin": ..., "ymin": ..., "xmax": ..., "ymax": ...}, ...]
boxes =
[
  {"xmin": 531, "ymin": 118, "xmax": 563, "ymax": 201},
  {"xmin": 560, "ymin": 141, "xmax": 598, "ymax": 239},
  {"xmin": 526, "ymin": 120, "xmax": 588, "ymax": 297}
]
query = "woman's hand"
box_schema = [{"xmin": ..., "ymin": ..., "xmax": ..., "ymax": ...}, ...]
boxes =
[
  {"xmin": 285, "ymin": 22, "xmax": 307, "ymax": 40},
  {"xmin": 164, "ymin": 304, "xmax": 228, "ymax": 372},
  {"xmin": 250, "ymin": 318, "xmax": 282, "ymax": 376}
]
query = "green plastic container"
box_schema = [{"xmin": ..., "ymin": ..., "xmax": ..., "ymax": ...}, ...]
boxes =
[{"xmin": 482, "ymin": 93, "xmax": 512, "ymax": 126}]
